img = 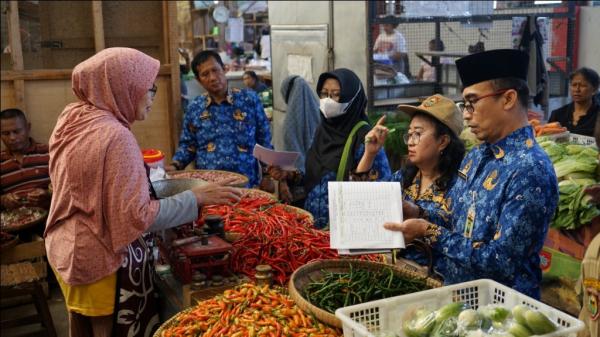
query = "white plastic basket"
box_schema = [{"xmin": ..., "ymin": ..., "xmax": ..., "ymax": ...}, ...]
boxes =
[{"xmin": 335, "ymin": 279, "xmax": 584, "ymax": 337}]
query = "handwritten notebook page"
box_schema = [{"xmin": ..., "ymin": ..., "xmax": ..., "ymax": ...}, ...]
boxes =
[{"xmin": 328, "ymin": 182, "xmax": 404, "ymax": 249}]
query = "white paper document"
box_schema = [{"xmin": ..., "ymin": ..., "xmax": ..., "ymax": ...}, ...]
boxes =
[
  {"xmin": 329, "ymin": 182, "xmax": 404, "ymax": 249},
  {"xmin": 253, "ymin": 144, "xmax": 300, "ymax": 170}
]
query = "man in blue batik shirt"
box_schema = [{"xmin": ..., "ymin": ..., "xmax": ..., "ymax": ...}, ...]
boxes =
[
  {"xmin": 384, "ymin": 49, "xmax": 559, "ymax": 299},
  {"xmin": 167, "ymin": 50, "xmax": 273, "ymax": 187}
]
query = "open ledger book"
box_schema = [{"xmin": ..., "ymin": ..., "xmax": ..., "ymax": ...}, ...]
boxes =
[{"xmin": 328, "ymin": 182, "xmax": 405, "ymax": 255}]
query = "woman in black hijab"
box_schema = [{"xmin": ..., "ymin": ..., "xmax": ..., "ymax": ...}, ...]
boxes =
[{"xmin": 269, "ymin": 68, "xmax": 391, "ymax": 228}]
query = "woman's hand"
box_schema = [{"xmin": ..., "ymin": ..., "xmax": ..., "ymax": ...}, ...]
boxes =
[
  {"xmin": 356, "ymin": 116, "xmax": 388, "ymax": 173},
  {"xmin": 267, "ymin": 165, "xmax": 292, "ymax": 182},
  {"xmin": 364, "ymin": 116, "xmax": 389, "ymax": 156},
  {"xmin": 402, "ymin": 200, "xmax": 420, "ymax": 219},
  {"xmin": 383, "ymin": 218, "xmax": 429, "ymax": 244},
  {"xmin": 191, "ymin": 179, "xmax": 242, "ymax": 206}
]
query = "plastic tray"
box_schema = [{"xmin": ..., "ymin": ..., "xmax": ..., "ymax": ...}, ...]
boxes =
[{"xmin": 335, "ymin": 279, "xmax": 584, "ymax": 337}]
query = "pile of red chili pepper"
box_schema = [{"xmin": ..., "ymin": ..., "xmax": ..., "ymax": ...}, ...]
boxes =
[
  {"xmin": 159, "ymin": 283, "xmax": 340, "ymax": 337},
  {"xmin": 201, "ymin": 197, "xmax": 380, "ymax": 284}
]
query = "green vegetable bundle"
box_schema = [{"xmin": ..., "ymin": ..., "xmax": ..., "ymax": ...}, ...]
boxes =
[{"xmin": 538, "ymin": 139, "xmax": 599, "ymax": 230}]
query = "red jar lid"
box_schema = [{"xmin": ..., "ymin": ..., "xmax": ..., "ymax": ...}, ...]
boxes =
[{"xmin": 142, "ymin": 149, "xmax": 164, "ymax": 163}]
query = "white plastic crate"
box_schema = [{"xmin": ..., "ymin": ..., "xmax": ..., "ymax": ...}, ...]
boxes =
[{"xmin": 335, "ymin": 279, "xmax": 584, "ymax": 337}]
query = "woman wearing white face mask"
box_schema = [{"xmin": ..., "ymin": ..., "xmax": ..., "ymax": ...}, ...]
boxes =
[{"xmin": 268, "ymin": 68, "xmax": 391, "ymax": 229}]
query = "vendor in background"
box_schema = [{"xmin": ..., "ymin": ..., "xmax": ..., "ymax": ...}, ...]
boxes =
[
  {"xmin": 243, "ymin": 70, "xmax": 269, "ymax": 94},
  {"xmin": 269, "ymin": 68, "xmax": 391, "ymax": 229},
  {"xmin": 166, "ymin": 50, "xmax": 273, "ymax": 188},
  {"xmin": 178, "ymin": 47, "xmax": 191, "ymax": 113},
  {"xmin": 277, "ymin": 75, "xmax": 321, "ymax": 205},
  {"xmin": 355, "ymin": 94, "xmax": 465, "ymax": 266},
  {"xmin": 45, "ymin": 48, "xmax": 241, "ymax": 337},
  {"xmin": 416, "ymin": 39, "xmax": 451, "ymax": 82},
  {"xmin": 384, "ymin": 49, "xmax": 559, "ymax": 299},
  {"xmin": 549, "ymin": 67, "xmax": 599, "ymax": 137},
  {"xmin": 373, "ymin": 16, "xmax": 408, "ymax": 75},
  {"xmin": 1, "ymin": 108, "xmax": 51, "ymax": 211}
]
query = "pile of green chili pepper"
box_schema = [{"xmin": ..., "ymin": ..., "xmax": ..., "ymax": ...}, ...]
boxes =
[{"xmin": 303, "ymin": 265, "xmax": 430, "ymax": 313}]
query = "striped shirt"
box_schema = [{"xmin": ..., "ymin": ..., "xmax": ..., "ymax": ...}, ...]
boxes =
[{"xmin": 1, "ymin": 139, "xmax": 50, "ymax": 197}]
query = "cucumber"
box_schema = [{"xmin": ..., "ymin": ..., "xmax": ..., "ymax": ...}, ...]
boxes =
[
  {"xmin": 436, "ymin": 302, "xmax": 467, "ymax": 323},
  {"xmin": 508, "ymin": 322, "xmax": 532, "ymax": 337},
  {"xmin": 511, "ymin": 305, "xmax": 529, "ymax": 327},
  {"xmin": 523, "ymin": 310, "xmax": 557, "ymax": 334}
]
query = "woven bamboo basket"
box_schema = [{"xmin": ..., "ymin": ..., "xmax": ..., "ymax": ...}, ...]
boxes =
[
  {"xmin": 0, "ymin": 207, "xmax": 48, "ymax": 233},
  {"xmin": 168, "ymin": 169, "xmax": 249, "ymax": 187},
  {"xmin": 288, "ymin": 259, "xmax": 442, "ymax": 328},
  {"xmin": 153, "ymin": 307, "xmax": 194, "ymax": 337},
  {"xmin": 281, "ymin": 205, "xmax": 314, "ymax": 226},
  {"xmin": 239, "ymin": 187, "xmax": 277, "ymax": 201}
]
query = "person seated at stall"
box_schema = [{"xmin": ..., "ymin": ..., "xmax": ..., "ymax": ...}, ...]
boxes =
[
  {"xmin": 1, "ymin": 108, "xmax": 51, "ymax": 210},
  {"xmin": 384, "ymin": 49, "xmax": 559, "ymax": 299},
  {"xmin": 277, "ymin": 75, "xmax": 321, "ymax": 205},
  {"xmin": 416, "ymin": 39, "xmax": 452, "ymax": 82},
  {"xmin": 243, "ymin": 70, "xmax": 269, "ymax": 94},
  {"xmin": 373, "ymin": 16, "xmax": 409, "ymax": 75},
  {"xmin": 353, "ymin": 94, "xmax": 465, "ymax": 267},
  {"xmin": 166, "ymin": 50, "xmax": 273, "ymax": 188},
  {"xmin": 549, "ymin": 67, "xmax": 599, "ymax": 137},
  {"xmin": 268, "ymin": 68, "xmax": 391, "ymax": 229}
]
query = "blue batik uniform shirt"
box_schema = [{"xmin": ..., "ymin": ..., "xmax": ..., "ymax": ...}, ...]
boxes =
[
  {"xmin": 172, "ymin": 88, "xmax": 273, "ymax": 187},
  {"xmin": 425, "ymin": 126, "xmax": 558, "ymax": 299},
  {"xmin": 305, "ymin": 144, "xmax": 391, "ymax": 229}
]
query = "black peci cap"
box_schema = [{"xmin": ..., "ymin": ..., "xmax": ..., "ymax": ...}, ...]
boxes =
[{"xmin": 456, "ymin": 49, "xmax": 529, "ymax": 88}]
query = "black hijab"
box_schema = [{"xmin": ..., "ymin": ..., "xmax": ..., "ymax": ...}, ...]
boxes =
[{"xmin": 304, "ymin": 68, "xmax": 370, "ymax": 192}]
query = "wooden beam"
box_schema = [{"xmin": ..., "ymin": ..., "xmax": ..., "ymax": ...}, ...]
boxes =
[
  {"xmin": 8, "ymin": 1, "xmax": 24, "ymax": 71},
  {"xmin": 167, "ymin": 0, "xmax": 182, "ymax": 155},
  {"xmin": 92, "ymin": 1, "xmax": 105, "ymax": 52},
  {"xmin": 8, "ymin": 1, "xmax": 25, "ymax": 110},
  {"xmin": 1, "ymin": 65, "xmax": 173, "ymax": 81},
  {"xmin": 162, "ymin": 0, "xmax": 170, "ymax": 63}
]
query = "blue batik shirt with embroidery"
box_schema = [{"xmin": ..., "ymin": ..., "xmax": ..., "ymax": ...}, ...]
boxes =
[
  {"xmin": 172, "ymin": 88, "xmax": 273, "ymax": 187},
  {"xmin": 390, "ymin": 170, "xmax": 455, "ymax": 266},
  {"xmin": 425, "ymin": 126, "xmax": 558, "ymax": 299},
  {"xmin": 304, "ymin": 144, "xmax": 391, "ymax": 229}
]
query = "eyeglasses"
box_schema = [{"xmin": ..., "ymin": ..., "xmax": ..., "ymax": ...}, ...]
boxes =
[
  {"xmin": 319, "ymin": 91, "xmax": 341, "ymax": 101},
  {"xmin": 458, "ymin": 89, "xmax": 508, "ymax": 114},
  {"xmin": 403, "ymin": 131, "xmax": 423, "ymax": 145},
  {"xmin": 149, "ymin": 84, "xmax": 158, "ymax": 98}
]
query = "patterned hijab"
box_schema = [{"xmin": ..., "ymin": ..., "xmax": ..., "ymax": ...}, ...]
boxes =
[{"xmin": 45, "ymin": 48, "xmax": 161, "ymax": 285}]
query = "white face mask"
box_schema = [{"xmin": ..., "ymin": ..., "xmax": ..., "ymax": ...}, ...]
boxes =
[{"xmin": 320, "ymin": 98, "xmax": 349, "ymax": 119}]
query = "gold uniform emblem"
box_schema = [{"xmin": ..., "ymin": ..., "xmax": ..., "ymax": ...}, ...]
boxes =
[
  {"xmin": 200, "ymin": 110, "xmax": 211, "ymax": 120},
  {"xmin": 207, "ymin": 142, "xmax": 216, "ymax": 152},
  {"xmin": 483, "ymin": 170, "xmax": 499, "ymax": 191},
  {"xmin": 233, "ymin": 109, "xmax": 247, "ymax": 121},
  {"xmin": 526, "ymin": 138, "xmax": 534, "ymax": 149},
  {"xmin": 459, "ymin": 159, "xmax": 473, "ymax": 179},
  {"xmin": 422, "ymin": 96, "xmax": 441, "ymax": 107},
  {"xmin": 492, "ymin": 146, "xmax": 505, "ymax": 159},
  {"xmin": 237, "ymin": 145, "xmax": 248, "ymax": 153}
]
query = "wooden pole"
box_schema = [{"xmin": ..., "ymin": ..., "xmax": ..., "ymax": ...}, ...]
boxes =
[
  {"xmin": 8, "ymin": 1, "xmax": 25, "ymax": 111},
  {"xmin": 166, "ymin": 0, "xmax": 182, "ymax": 154},
  {"xmin": 92, "ymin": 1, "xmax": 105, "ymax": 52}
]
